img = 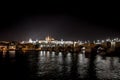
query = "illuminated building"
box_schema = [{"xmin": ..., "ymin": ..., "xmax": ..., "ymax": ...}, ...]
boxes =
[
  {"xmin": 45, "ymin": 36, "xmax": 55, "ymax": 41},
  {"xmin": 29, "ymin": 38, "xmax": 33, "ymax": 43}
]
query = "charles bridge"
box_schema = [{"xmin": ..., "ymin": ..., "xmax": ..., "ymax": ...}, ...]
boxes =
[{"xmin": 0, "ymin": 40, "xmax": 120, "ymax": 56}]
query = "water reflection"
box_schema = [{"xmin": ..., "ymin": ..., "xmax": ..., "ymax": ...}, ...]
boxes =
[
  {"xmin": 9, "ymin": 51, "xmax": 15, "ymax": 58},
  {"xmin": 78, "ymin": 53, "xmax": 89, "ymax": 79},
  {"xmin": 1, "ymin": 51, "xmax": 120, "ymax": 80},
  {"xmin": 66, "ymin": 53, "xmax": 71, "ymax": 65},
  {"xmin": 37, "ymin": 51, "xmax": 58, "ymax": 78},
  {"xmin": 95, "ymin": 55, "xmax": 120, "ymax": 79}
]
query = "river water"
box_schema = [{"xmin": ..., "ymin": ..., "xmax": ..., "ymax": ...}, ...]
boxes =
[{"xmin": 0, "ymin": 51, "xmax": 120, "ymax": 80}]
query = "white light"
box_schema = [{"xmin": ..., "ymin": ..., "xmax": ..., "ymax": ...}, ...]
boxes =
[
  {"xmin": 29, "ymin": 38, "xmax": 33, "ymax": 43},
  {"xmin": 102, "ymin": 40, "xmax": 104, "ymax": 43}
]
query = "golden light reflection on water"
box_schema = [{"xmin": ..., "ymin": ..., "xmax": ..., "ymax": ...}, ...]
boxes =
[{"xmin": 9, "ymin": 51, "xmax": 15, "ymax": 58}]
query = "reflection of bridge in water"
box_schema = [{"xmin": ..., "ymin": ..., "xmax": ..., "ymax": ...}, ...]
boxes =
[{"xmin": 1, "ymin": 50, "xmax": 120, "ymax": 79}]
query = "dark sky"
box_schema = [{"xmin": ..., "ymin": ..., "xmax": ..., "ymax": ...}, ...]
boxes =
[{"xmin": 0, "ymin": 7, "xmax": 120, "ymax": 41}]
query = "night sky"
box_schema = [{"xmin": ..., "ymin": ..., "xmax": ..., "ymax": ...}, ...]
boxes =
[{"xmin": 0, "ymin": 8, "xmax": 120, "ymax": 41}]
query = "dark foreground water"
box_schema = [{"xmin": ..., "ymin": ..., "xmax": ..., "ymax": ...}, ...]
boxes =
[{"xmin": 0, "ymin": 51, "xmax": 120, "ymax": 80}]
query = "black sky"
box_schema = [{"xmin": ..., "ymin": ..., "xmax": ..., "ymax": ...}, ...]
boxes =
[{"xmin": 0, "ymin": 7, "xmax": 120, "ymax": 41}]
